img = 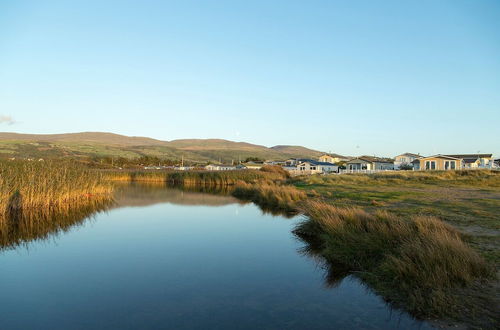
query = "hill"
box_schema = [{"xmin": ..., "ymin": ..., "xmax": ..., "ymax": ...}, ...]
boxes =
[{"xmin": 0, "ymin": 132, "xmax": 324, "ymax": 163}]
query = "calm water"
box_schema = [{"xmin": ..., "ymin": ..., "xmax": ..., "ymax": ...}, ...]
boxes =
[{"xmin": 0, "ymin": 184, "xmax": 433, "ymax": 330}]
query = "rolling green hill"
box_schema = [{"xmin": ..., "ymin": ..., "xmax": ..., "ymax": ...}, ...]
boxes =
[{"xmin": 0, "ymin": 132, "xmax": 324, "ymax": 163}]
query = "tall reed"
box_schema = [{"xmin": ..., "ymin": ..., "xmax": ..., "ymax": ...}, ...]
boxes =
[
  {"xmin": 104, "ymin": 169, "xmax": 285, "ymax": 185},
  {"xmin": 0, "ymin": 160, "xmax": 113, "ymax": 217}
]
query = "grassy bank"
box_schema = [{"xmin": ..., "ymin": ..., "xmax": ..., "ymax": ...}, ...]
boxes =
[
  {"xmin": 290, "ymin": 170, "xmax": 499, "ymax": 327},
  {"xmin": 232, "ymin": 182, "xmax": 306, "ymax": 213},
  {"xmin": 104, "ymin": 168, "xmax": 286, "ymax": 185},
  {"xmin": 294, "ymin": 201, "xmax": 494, "ymax": 319},
  {"xmin": 292, "ymin": 170, "xmax": 500, "ymax": 262},
  {"xmin": 0, "ymin": 160, "xmax": 113, "ymax": 218}
]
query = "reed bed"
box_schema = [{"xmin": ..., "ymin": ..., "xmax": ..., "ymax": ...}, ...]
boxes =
[
  {"xmin": 232, "ymin": 182, "xmax": 306, "ymax": 212},
  {"xmin": 104, "ymin": 169, "xmax": 285, "ymax": 186},
  {"xmin": 0, "ymin": 160, "xmax": 113, "ymax": 217},
  {"xmin": 294, "ymin": 200, "xmax": 494, "ymax": 318}
]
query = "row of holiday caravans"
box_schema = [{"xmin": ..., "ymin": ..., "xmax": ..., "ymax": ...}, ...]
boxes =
[
  {"xmin": 203, "ymin": 153, "xmax": 496, "ymax": 173},
  {"xmin": 394, "ymin": 153, "xmax": 496, "ymax": 171}
]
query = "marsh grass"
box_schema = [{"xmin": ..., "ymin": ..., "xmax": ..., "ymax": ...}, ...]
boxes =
[
  {"xmin": 0, "ymin": 160, "xmax": 113, "ymax": 218},
  {"xmin": 104, "ymin": 169, "xmax": 285, "ymax": 185},
  {"xmin": 294, "ymin": 200, "xmax": 495, "ymax": 319},
  {"xmin": 232, "ymin": 181, "xmax": 306, "ymax": 213}
]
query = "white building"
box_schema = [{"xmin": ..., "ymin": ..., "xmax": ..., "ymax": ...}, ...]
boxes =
[
  {"xmin": 345, "ymin": 157, "xmax": 394, "ymax": 171},
  {"xmin": 205, "ymin": 164, "xmax": 238, "ymax": 171},
  {"xmin": 292, "ymin": 160, "xmax": 338, "ymax": 174},
  {"xmin": 394, "ymin": 153, "xmax": 420, "ymax": 170}
]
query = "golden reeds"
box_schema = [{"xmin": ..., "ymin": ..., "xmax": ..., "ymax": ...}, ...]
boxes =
[
  {"xmin": 0, "ymin": 160, "xmax": 113, "ymax": 217},
  {"xmin": 294, "ymin": 200, "xmax": 494, "ymax": 317}
]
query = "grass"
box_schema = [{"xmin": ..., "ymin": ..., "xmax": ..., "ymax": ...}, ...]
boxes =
[
  {"xmin": 232, "ymin": 181, "xmax": 306, "ymax": 213},
  {"xmin": 294, "ymin": 201, "xmax": 494, "ymax": 319},
  {"xmin": 292, "ymin": 170, "xmax": 500, "ymax": 260},
  {"xmin": 0, "ymin": 160, "xmax": 113, "ymax": 218},
  {"xmin": 290, "ymin": 170, "xmax": 500, "ymax": 327},
  {"xmin": 104, "ymin": 168, "xmax": 286, "ymax": 185}
]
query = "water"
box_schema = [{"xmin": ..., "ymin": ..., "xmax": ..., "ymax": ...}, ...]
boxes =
[{"xmin": 0, "ymin": 184, "xmax": 433, "ymax": 329}]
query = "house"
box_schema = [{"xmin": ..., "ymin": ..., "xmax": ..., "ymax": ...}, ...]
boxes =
[
  {"xmin": 205, "ymin": 164, "xmax": 238, "ymax": 171},
  {"xmin": 264, "ymin": 160, "xmax": 286, "ymax": 166},
  {"xmin": 418, "ymin": 154, "xmax": 494, "ymax": 171},
  {"xmin": 418, "ymin": 155, "xmax": 462, "ymax": 171},
  {"xmin": 345, "ymin": 156, "xmax": 394, "ymax": 171},
  {"xmin": 295, "ymin": 160, "xmax": 338, "ymax": 174},
  {"xmin": 445, "ymin": 154, "xmax": 493, "ymax": 169},
  {"xmin": 241, "ymin": 161, "xmax": 264, "ymax": 170},
  {"xmin": 412, "ymin": 158, "xmax": 421, "ymax": 170},
  {"xmin": 285, "ymin": 158, "xmax": 299, "ymax": 166},
  {"xmin": 394, "ymin": 153, "xmax": 420, "ymax": 169},
  {"xmin": 318, "ymin": 153, "xmax": 348, "ymax": 164},
  {"xmin": 285, "ymin": 158, "xmax": 313, "ymax": 167}
]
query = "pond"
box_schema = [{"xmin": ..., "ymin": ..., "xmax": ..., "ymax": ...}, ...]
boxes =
[{"xmin": 0, "ymin": 183, "xmax": 433, "ymax": 329}]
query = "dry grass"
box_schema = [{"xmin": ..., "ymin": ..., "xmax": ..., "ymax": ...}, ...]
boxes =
[
  {"xmin": 298, "ymin": 169, "xmax": 500, "ymax": 187},
  {"xmin": 295, "ymin": 200, "xmax": 494, "ymax": 318},
  {"xmin": 232, "ymin": 182, "xmax": 306, "ymax": 212},
  {"xmin": 0, "ymin": 160, "xmax": 113, "ymax": 217},
  {"xmin": 104, "ymin": 169, "xmax": 285, "ymax": 185},
  {"xmin": 259, "ymin": 165, "xmax": 291, "ymax": 178}
]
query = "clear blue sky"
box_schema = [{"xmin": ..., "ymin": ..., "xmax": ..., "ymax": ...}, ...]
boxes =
[{"xmin": 1, "ymin": 0, "xmax": 499, "ymax": 157}]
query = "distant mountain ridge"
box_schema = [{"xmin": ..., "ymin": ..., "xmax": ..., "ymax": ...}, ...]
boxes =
[{"xmin": 0, "ymin": 132, "xmax": 324, "ymax": 162}]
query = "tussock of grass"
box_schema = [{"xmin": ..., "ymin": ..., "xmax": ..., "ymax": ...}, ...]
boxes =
[
  {"xmin": 259, "ymin": 165, "xmax": 290, "ymax": 178},
  {"xmin": 294, "ymin": 200, "xmax": 494, "ymax": 317},
  {"xmin": 232, "ymin": 182, "xmax": 306, "ymax": 212},
  {"xmin": 0, "ymin": 160, "xmax": 113, "ymax": 217}
]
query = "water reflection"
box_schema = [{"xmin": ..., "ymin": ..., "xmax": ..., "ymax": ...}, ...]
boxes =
[
  {"xmin": 0, "ymin": 183, "xmax": 290, "ymax": 250},
  {"xmin": 113, "ymin": 182, "xmax": 244, "ymax": 208},
  {"xmin": 0, "ymin": 183, "xmax": 433, "ymax": 329},
  {"xmin": 0, "ymin": 200, "xmax": 111, "ymax": 250}
]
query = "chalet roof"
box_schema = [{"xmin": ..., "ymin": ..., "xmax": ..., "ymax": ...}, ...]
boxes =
[
  {"xmin": 348, "ymin": 156, "xmax": 394, "ymax": 164},
  {"xmin": 445, "ymin": 154, "xmax": 492, "ymax": 160},
  {"xmin": 419, "ymin": 154, "xmax": 462, "ymax": 160},
  {"xmin": 396, "ymin": 153, "xmax": 420, "ymax": 158},
  {"xmin": 298, "ymin": 160, "xmax": 336, "ymax": 166}
]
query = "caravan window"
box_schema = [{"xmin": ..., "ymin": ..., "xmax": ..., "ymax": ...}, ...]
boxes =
[{"xmin": 451, "ymin": 161, "xmax": 456, "ymax": 169}]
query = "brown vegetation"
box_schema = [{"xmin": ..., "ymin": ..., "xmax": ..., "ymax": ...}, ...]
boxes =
[
  {"xmin": 294, "ymin": 200, "xmax": 495, "ymax": 322},
  {"xmin": 232, "ymin": 182, "xmax": 306, "ymax": 212},
  {"xmin": 0, "ymin": 160, "xmax": 112, "ymax": 218}
]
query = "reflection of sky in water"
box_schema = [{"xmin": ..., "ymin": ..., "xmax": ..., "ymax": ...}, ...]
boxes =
[{"xmin": 0, "ymin": 185, "xmax": 434, "ymax": 329}]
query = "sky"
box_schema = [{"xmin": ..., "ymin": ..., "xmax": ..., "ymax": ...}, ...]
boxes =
[{"xmin": 0, "ymin": 0, "xmax": 499, "ymax": 157}]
